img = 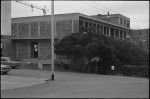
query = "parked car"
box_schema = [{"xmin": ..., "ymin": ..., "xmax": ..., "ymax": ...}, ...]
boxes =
[
  {"xmin": 1, "ymin": 57, "xmax": 21, "ymax": 69},
  {"xmin": 1, "ymin": 64, "xmax": 11, "ymax": 74}
]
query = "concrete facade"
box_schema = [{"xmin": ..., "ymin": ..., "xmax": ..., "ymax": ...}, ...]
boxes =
[
  {"xmin": 91, "ymin": 14, "xmax": 130, "ymax": 28},
  {"xmin": 11, "ymin": 13, "xmax": 131, "ymax": 60}
]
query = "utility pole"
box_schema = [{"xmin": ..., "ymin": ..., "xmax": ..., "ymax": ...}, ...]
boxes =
[{"xmin": 51, "ymin": 0, "xmax": 54, "ymax": 80}]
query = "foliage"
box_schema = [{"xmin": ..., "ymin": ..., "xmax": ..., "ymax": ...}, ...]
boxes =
[
  {"xmin": 55, "ymin": 27, "xmax": 149, "ymax": 75},
  {"xmin": 121, "ymin": 65, "xmax": 149, "ymax": 78}
]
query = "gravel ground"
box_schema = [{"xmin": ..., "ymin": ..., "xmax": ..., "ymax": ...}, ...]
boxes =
[
  {"xmin": 1, "ymin": 75, "xmax": 46, "ymax": 90},
  {"xmin": 1, "ymin": 69, "xmax": 149, "ymax": 98}
]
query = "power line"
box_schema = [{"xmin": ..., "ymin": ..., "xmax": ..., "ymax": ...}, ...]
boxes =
[
  {"xmin": 15, "ymin": 0, "xmax": 49, "ymax": 15},
  {"xmin": 93, "ymin": 1, "xmax": 148, "ymax": 22},
  {"xmin": 81, "ymin": 1, "xmax": 148, "ymax": 29}
]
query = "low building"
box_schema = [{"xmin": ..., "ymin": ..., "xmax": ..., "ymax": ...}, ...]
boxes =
[{"xmin": 11, "ymin": 13, "xmax": 131, "ymax": 60}]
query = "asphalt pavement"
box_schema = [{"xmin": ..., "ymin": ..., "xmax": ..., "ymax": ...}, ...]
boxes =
[{"xmin": 1, "ymin": 69, "xmax": 149, "ymax": 98}]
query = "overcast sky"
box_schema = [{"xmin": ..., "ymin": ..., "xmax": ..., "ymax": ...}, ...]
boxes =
[{"xmin": 11, "ymin": 1, "xmax": 149, "ymax": 29}]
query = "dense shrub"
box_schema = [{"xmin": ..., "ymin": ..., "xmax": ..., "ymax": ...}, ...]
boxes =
[
  {"xmin": 121, "ymin": 65, "xmax": 149, "ymax": 78},
  {"xmin": 55, "ymin": 29, "xmax": 149, "ymax": 76}
]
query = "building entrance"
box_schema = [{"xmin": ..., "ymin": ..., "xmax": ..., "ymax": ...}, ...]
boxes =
[{"xmin": 30, "ymin": 42, "xmax": 38, "ymax": 58}]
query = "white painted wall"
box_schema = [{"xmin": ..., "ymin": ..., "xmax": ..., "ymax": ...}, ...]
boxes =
[{"xmin": 1, "ymin": 1, "xmax": 11, "ymax": 35}]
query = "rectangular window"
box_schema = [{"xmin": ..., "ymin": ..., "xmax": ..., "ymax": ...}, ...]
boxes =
[
  {"xmin": 104, "ymin": 26, "xmax": 106, "ymax": 35},
  {"xmin": 85, "ymin": 22, "xmax": 88, "ymax": 27},
  {"xmin": 97, "ymin": 25, "xmax": 100, "ymax": 29},
  {"xmin": 124, "ymin": 31, "xmax": 127, "ymax": 40},
  {"xmin": 110, "ymin": 28, "xmax": 114, "ymax": 39},
  {"xmin": 127, "ymin": 21, "xmax": 130, "ymax": 28},
  {"xmin": 79, "ymin": 20, "xmax": 84, "ymax": 27},
  {"xmin": 120, "ymin": 30, "xmax": 123, "ymax": 39},
  {"xmin": 120, "ymin": 18, "xmax": 123, "ymax": 25},
  {"xmin": 124, "ymin": 19, "xmax": 126, "ymax": 26},
  {"xmin": 115, "ymin": 29, "xmax": 119, "ymax": 38},
  {"xmin": 101, "ymin": 25, "xmax": 103, "ymax": 34},
  {"xmin": 106, "ymin": 27, "xmax": 109, "ymax": 36},
  {"xmin": 93, "ymin": 24, "xmax": 96, "ymax": 33},
  {"xmin": 97, "ymin": 25, "xmax": 100, "ymax": 33}
]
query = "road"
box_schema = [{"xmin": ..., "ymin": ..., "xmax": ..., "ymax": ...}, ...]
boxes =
[{"xmin": 1, "ymin": 69, "xmax": 149, "ymax": 98}]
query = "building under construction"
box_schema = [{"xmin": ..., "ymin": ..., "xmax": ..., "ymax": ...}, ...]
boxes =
[{"xmin": 11, "ymin": 13, "xmax": 131, "ymax": 60}]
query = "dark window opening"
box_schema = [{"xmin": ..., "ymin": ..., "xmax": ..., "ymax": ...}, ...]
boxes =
[
  {"xmin": 120, "ymin": 30, "xmax": 123, "ymax": 39},
  {"xmin": 115, "ymin": 29, "xmax": 119, "ymax": 38},
  {"xmin": 93, "ymin": 24, "xmax": 96, "ymax": 33},
  {"xmin": 120, "ymin": 18, "xmax": 123, "ymax": 25},
  {"xmin": 104, "ymin": 26, "xmax": 106, "ymax": 35},
  {"xmin": 106, "ymin": 27, "xmax": 109, "ymax": 36},
  {"xmin": 110, "ymin": 28, "xmax": 114, "ymax": 39},
  {"xmin": 79, "ymin": 20, "xmax": 84, "ymax": 27},
  {"xmin": 85, "ymin": 22, "xmax": 88, "ymax": 27},
  {"xmin": 97, "ymin": 25, "xmax": 100, "ymax": 29},
  {"xmin": 124, "ymin": 31, "xmax": 127, "ymax": 40},
  {"xmin": 101, "ymin": 25, "xmax": 103, "ymax": 34},
  {"xmin": 30, "ymin": 42, "xmax": 38, "ymax": 58},
  {"xmin": 127, "ymin": 22, "xmax": 130, "ymax": 28}
]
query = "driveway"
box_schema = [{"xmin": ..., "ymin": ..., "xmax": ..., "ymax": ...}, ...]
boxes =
[{"xmin": 1, "ymin": 69, "xmax": 149, "ymax": 98}]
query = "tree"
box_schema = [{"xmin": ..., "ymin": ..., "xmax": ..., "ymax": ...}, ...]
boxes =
[
  {"xmin": 55, "ymin": 27, "xmax": 149, "ymax": 74},
  {"xmin": 55, "ymin": 31, "xmax": 118, "ymax": 73}
]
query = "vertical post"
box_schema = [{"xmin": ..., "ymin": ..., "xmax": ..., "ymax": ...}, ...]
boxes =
[{"xmin": 51, "ymin": 0, "xmax": 54, "ymax": 80}]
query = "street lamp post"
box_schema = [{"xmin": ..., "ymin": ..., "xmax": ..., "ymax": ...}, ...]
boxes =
[{"xmin": 51, "ymin": 0, "xmax": 54, "ymax": 80}]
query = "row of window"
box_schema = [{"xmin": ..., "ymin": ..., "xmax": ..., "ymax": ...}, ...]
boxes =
[
  {"xmin": 79, "ymin": 20, "xmax": 129, "ymax": 40},
  {"xmin": 120, "ymin": 18, "xmax": 130, "ymax": 28}
]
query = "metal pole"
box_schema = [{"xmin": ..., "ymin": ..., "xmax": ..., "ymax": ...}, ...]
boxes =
[{"xmin": 51, "ymin": 0, "xmax": 54, "ymax": 80}]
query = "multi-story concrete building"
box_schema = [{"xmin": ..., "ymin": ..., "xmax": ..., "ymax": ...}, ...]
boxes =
[
  {"xmin": 91, "ymin": 13, "xmax": 130, "ymax": 28},
  {"xmin": 11, "ymin": 13, "xmax": 131, "ymax": 60}
]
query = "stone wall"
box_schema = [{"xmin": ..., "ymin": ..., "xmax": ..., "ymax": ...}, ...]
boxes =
[
  {"xmin": 17, "ymin": 41, "xmax": 29, "ymax": 60},
  {"xmin": 18, "ymin": 23, "xmax": 29, "ymax": 38},
  {"xmin": 38, "ymin": 40, "xmax": 51, "ymax": 59},
  {"xmin": 11, "ymin": 13, "xmax": 79, "ymax": 39},
  {"xmin": 1, "ymin": 35, "xmax": 13, "ymax": 58},
  {"xmin": 30, "ymin": 22, "xmax": 38, "ymax": 37}
]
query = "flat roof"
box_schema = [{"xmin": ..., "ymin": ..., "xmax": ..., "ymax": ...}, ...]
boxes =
[
  {"xmin": 12, "ymin": 12, "xmax": 130, "ymax": 30},
  {"xmin": 78, "ymin": 13, "xmax": 130, "ymax": 30}
]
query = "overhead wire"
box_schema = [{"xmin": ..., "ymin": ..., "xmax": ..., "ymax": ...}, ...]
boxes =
[
  {"xmin": 15, "ymin": 1, "xmax": 49, "ymax": 15},
  {"xmin": 94, "ymin": 1, "xmax": 148, "ymax": 22},
  {"xmin": 81, "ymin": 1, "xmax": 148, "ymax": 29}
]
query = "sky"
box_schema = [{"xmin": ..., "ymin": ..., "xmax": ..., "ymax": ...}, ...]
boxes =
[{"xmin": 11, "ymin": 1, "xmax": 149, "ymax": 30}]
